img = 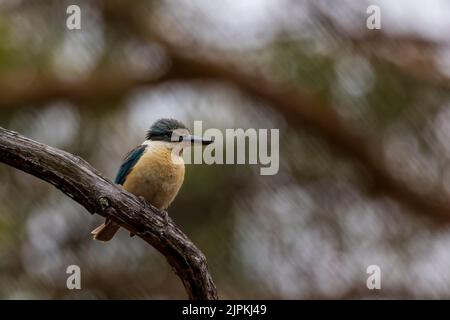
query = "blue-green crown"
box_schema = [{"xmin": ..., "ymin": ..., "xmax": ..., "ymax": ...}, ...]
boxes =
[{"xmin": 146, "ymin": 118, "xmax": 187, "ymax": 140}]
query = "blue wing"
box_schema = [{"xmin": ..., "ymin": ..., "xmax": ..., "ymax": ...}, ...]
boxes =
[{"xmin": 114, "ymin": 145, "xmax": 147, "ymax": 185}]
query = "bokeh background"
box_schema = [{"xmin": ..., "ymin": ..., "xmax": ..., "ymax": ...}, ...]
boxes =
[{"xmin": 1, "ymin": 0, "xmax": 450, "ymax": 299}]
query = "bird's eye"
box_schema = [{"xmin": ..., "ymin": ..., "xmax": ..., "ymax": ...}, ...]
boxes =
[
  {"xmin": 171, "ymin": 128, "xmax": 189, "ymax": 142},
  {"xmin": 168, "ymin": 131, "xmax": 181, "ymax": 142}
]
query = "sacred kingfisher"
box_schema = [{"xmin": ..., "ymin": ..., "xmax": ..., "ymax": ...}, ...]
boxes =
[{"xmin": 91, "ymin": 118, "xmax": 213, "ymax": 241}]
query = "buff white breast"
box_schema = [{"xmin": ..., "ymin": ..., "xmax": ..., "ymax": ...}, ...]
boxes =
[{"xmin": 122, "ymin": 141, "xmax": 185, "ymax": 210}]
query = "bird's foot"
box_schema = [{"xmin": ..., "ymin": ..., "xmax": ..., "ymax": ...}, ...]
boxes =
[
  {"xmin": 138, "ymin": 196, "xmax": 151, "ymax": 209},
  {"xmin": 138, "ymin": 196, "xmax": 169, "ymax": 226},
  {"xmin": 159, "ymin": 210, "xmax": 170, "ymax": 226}
]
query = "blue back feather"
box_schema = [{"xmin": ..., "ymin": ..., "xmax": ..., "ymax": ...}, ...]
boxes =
[{"xmin": 114, "ymin": 145, "xmax": 147, "ymax": 185}]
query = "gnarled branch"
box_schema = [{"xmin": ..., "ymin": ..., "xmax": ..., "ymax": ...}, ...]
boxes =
[{"xmin": 0, "ymin": 127, "xmax": 218, "ymax": 300}]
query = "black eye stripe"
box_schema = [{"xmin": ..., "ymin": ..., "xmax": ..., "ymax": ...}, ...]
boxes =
[{"xmin": 148, "ymin": 130, "xmax": 182, "ymax": 141}]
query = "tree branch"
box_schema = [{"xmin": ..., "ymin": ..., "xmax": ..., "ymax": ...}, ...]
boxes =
[
  {"xmin": 0, "ymin": 68, "xmax": 168, "ymax": 110},
  {"xmin": 0, "ymin": 127, "xmax": 218, "ymax": 300}
]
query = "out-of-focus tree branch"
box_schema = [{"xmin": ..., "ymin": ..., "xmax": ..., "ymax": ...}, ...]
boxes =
[
  {"xmin": 0, "ymin": 68, "xmax": 168, "ymax": 109},
  {"xmin": 310, "ymin": 3, "xmax": 450, "ymax": 91},
  {"xmin": 0, "ymin": 127, "xmax": 218, "ymax": 300}
]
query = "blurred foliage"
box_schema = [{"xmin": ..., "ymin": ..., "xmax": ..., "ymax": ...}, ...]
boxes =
[{"xmin": 1, "ymin": 0, "xmax": 450, "ymax": 299}]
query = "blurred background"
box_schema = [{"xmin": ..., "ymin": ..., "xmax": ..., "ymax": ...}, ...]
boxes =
[{"xmin": 1, "ymin": 0, "xmax": 450, "ymax": 299}]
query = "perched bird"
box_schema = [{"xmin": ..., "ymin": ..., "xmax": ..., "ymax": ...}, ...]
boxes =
[{"xmin": 91, "ymin": 118, "xmax": 213, "ymax": 241}]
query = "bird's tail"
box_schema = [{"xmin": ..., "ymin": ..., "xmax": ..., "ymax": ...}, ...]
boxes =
[{"xmin": 91, "ymin": 219, "xmax": 120, "ymax": 242}]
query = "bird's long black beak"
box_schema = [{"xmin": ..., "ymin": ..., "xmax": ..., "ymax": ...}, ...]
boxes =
[{"xmin": 182, "ymin": 135, "xmax": 214, "ymax": 145}]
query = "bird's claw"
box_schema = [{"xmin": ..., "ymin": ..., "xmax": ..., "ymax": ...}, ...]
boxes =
[
  {"xmin": 139, "ymin": 196, "xmax": 169, "ymax": 226},
  {"xmin": 139, "ymin": 196, "xmax": 150, "ymax": 209},
  {"xmin": 160, "ymin": 210, "xmax": 170, "ymax": 226}
]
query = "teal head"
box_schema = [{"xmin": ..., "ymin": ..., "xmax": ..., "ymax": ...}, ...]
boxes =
[{"xmin": 146, "ymin": 118, "xmax": 213, "ymax": 145}]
